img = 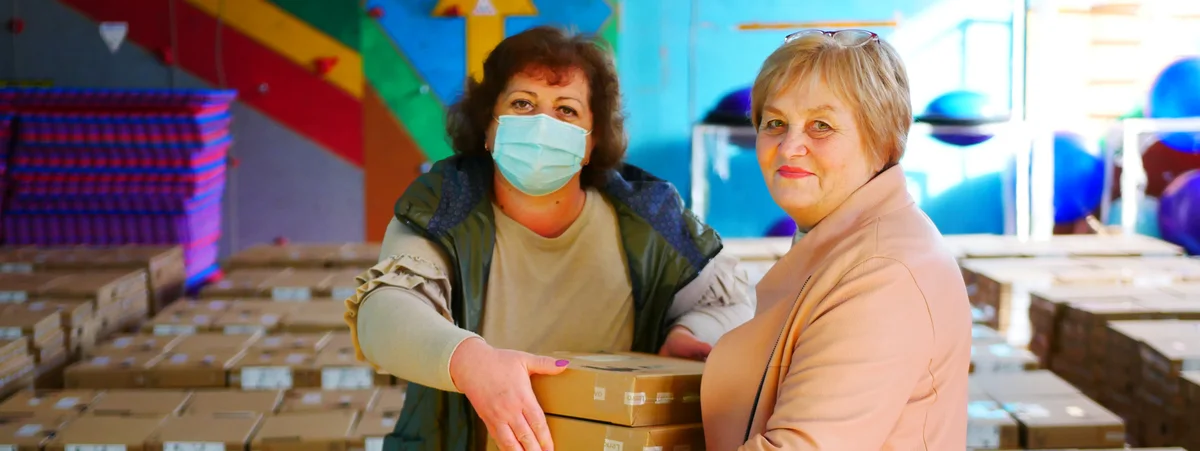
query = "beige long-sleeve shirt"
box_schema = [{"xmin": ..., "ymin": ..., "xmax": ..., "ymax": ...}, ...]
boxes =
[
  {"xmin": 701, "ymin": 165, "xmax": 972, "ymax": 450},
  {"xmin": 345, "ymin": 188, "xmax": 754, "ymax": 393}
]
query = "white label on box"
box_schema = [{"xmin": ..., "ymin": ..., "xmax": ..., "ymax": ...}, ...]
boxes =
[
  {"xmin": 1104, "ymin": 430, "xmax": 1124, "ymax": 442},
  {"xmin": 365, "ymin": 438, "xmax": 384, "ymax": 451},
  {"xmin": 332, "ymin": 287, "xmax": 357, "ymax": 300},
  {"xmin": 965, "ymin": 423, "xmax": 1001, "ymax": 448},
  {"xmin": 90, "ymin": 357, "xmax": 110, "ymax": 366},
  {"xmin": 112, "ymin": 337, "xmax": 133, "ymax": 348},
  {"xmin": 67, "ymin": 445, "xmax": 127, "ymax": 451},
  {"xmin": 603, "ymin": 439, "xmax": 623, "ymax": 451},
  {"xmin": 272, "ymin": 287, "xmax": 312, "ymax": 301},
  {"xmin": 0, "ymin": 327, "xmax": 23, "ymax": 340},
  {"xmin": 0, "ymin": 445, "xmax": 14, "ymax": 451},
  {"xmin": 624, "ymin": 392, "xmax": 646, "ymax": 406},
  {"xmin": 240, "ymin": 366, "xmax": 293, "ymax": 390},
  {"xmin": 0, "ymin": 291, "xmax": 28, "ymax": 303},
  {"xmin": 302, "ymin": 393, "xmax": 323, "ymax": 404},
  {"xmin": 170, "ymin": 354, "xmax": 189, "ymax": 364},
  {"xmin": 643, "ymin": 448, "xmax": 662, "ymax": 451},
  {"xmin": 593, "ymin": 387, "xmax": 606, "ymax": 401},
  {"xmin": 15, "ymin": 424, "xmax": 41, "ymax": 436},
  {"xmin": 154, "ymin": 324, "xmax": 197, "ymax": 336},
  {"xmin": 192, "ymin": 315, "xmax": 210, "ymax": 324},
  {"xmin": 381, "ymin": 417, "xmax": 396, "ymax": 428},
  {"xmin": 163, "ymin": 442, "xmax": 224, "ymax": 451},
  {"xmin": 1183, "ymin": 359, "xmax": 1200, "ymax": 372},
  {"xmin": 322, "ymin": 366, "xmax": 374, "ymax": 390},
  {"xmin": 224, "ymin": 325, "xmax": 265, "ymax": 335},
  {"xmin": 26, "ymin": 398, "xmax": 40, "ymax": 406},
  {"xmin": 55, "ymin": 397, "xmax": 79, "ymax": 409},
  {"xmin": 655, "ymin": 393, "xmax": 673, "ymax": 404},
  {"xmin": 682, "ymin": 394, "xmax": 700, "ymax": 403},
  {"xmin": 0, "ymin": 263, "xmax": 33, "ymax": 273},
  {"xmin": 261, "ymin": 314, "xmax": 280, "ymax": 325},
  {"xmin": 285, "ymin": 353, "xmax": 308, "ymax": 365}
]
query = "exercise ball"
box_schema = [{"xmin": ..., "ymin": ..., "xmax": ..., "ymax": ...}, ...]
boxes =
[
  {"xmin": 704, "ymin": 87, "xmax": 753, "ymax": 127},
  {"xmin": 920, "ymin": 90, "xmax": 1009, "ymax": 147},
  {"xmin": 1052, "ymin": 131, "xmax": 1106, "ymax": 224},
  {"xmin": 1105, "ymin": 195, "xmax": 1161, "ymax": 238},
  {"xmin": 765, "ymin": 216, "xmax": 798, "ymax": 237},
  {"xmin": 1147, "ymin": 56, "xmax": 1200, "ymax": 153},
  {"xmin": 1159, "ymin": 169, "xmax": 1200, "ymax": 255}
]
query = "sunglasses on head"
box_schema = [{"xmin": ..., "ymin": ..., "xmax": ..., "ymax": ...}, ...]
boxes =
[{"xmin": 783, "ymin": 29, "xmax": 879, "ymax": 47}]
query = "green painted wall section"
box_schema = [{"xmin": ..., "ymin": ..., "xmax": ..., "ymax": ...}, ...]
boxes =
[
  {"xmin": 269, "ymin": 0, "xmax": 361, "ymax": 50},
  {"xmin": 361, "ymin": 17, "xmax": 454, "ymax": 162},
  {"xmin": 600, "ymin": 0, "xmax": 618, "ymax": 53}
]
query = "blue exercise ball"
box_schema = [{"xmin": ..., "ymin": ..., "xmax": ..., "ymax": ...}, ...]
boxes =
[
  {"xmin": 704, "ymin": 87, "xmax": 753, "ymax": 126},
  {"xmin": 1105, "ymin": 195, "xmax": 1161, "ymax": 238},
  {"xmin": 765, "ymin": 216, "xmax": 797, "ymax": 237},
  {"xmin": 1052, "ymin": 131, "xmax": 1106, "ymax": 224},
  {"xmin": 1159, "ymin": 169, "xmax": 1200, "ymax": 255},
  {"xmin": 1147, "ymin": 56, "xmax": 1200, "ymax": 154},
  {"xmin": 922, "ymin": 90, "xmax": 1008, "ymax": 147}
]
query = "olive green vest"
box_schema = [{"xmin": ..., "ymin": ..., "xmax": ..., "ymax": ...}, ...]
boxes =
[{"xmin": 381, "ymin": 155, "xmax": 721, "ymax": 451}]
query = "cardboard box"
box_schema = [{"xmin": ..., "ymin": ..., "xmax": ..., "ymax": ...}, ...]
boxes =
[
  {"xmin": 86, "ymin": 390, "xmax": 191, "ymax": 417},
  {"xmin": 281, "ymin": 303, "xmax": 350, "ymax": 334},
  {"xmin": 182, "ymin": 390, "xmax": 284, "ymax": 416},
  {"xmin": 155, "ymin": 299, "xmax": 234, "ymax": 318},
  {"xmin": 250, "ymin": 411, "xmax": 357, "ymax": 451},
  {"xmin": 144, "ymin": 349, "xmax": 246, "ymax": 388},
  {"xmin": 228, "ymin": 350, "xmax": 320, "ymax": 390},
  {"xmin": 975, "ymin": 370, "xmax": 1082, "ymax": 401},
  {"xmin": 0, "ymin": 338, "xmax": 29, "ymax": 365},
  {"xmin": 967, "ymin": 400, "xmax": 1020, "ymax": 449},
  {"xmin": 147, "ymin": 414, "xmax": 262, "ymax": 451},
  {"xmin": 0, "ymin": 309, "xmax": 61, "ymax": 344},
  {"xmin": 0, "ymin": 245, "xmax": 186, "ymax": 314},
  {"xmin": 143, "ymin": 311, "xmax": 219, "ymax": 336},
  {"xmin": 44, "ymin": 416, "xmax": 164, "ymax": 451},
  {"xmin": 350, "ymin": 412, "xmax": 397, "ymax": 451},
  {"xmin": 95, "ymin": 335, "xmax": 182, "ymax": 356},
  {"xmin": 1000, "ymin": 394, "xmax": 1125, "ymax": 449},
  {"xmin": 369, "ymin": 388, "xmax": 406, "ymax": 415},
  {"xmin": 13, "ymin": 300, "xmax": 93, "ymax": 358},
  {"xmin": 278, "ymin": 389, "xmax": 378, "ymax": 413},
  {"xmin": 531, "ymin": 352, "xmax": 703, "ymax": 427},
  {"xmin": 64, "ymin": 352, "xmax": 163, "ymax": 389},
  {"xmin": 971, "ymin": 343, "xmax": 1039, "ymax": 375},
  {"xmin": 0, "ymin": 270, "xmax": 148, "ymax": 309},
  {"xmin": 0, "ymin": 416, "xmax": 70, "ymax": 451},
  {"xmin": 200, "ymin": 269, "xmax": 354, "ymax": 301},
  {"xmin": 224, "ymin": 243, "xmax": 380, "ymax": 271},
  {"xmin": 485, "ymin": 415, "xmax": 704, "ymax": 451},
  {"xmin": 212, "ymin": 310, "xmax": 284, "ymax": 336},
  {"xmin": 248, "ymin": 333, "xmax": 332, "ymax": 353},
  {"xmin": 313, "ymin": 347, "xmax": 383, "ymax": 390},
  {"xmin": 0, "ymin": 390, "xmax": 100, "ymax": 420},
  {"xmin": 171, "ymin": 334, "xmax": 261, "ymax": 354}
]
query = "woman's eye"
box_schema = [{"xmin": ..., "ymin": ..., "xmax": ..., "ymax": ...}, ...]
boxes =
[
  {"xmin": 557, "ymin": 105, "xmax": 578, "ymax": 117},
  {"xmin": 810, "ymin": 121, "xmax": 832, "ymax": 132},
  {"xmin": 762, "ymin": 119, "xmax": 785, "ymax": 131},
  {"xmin": 511, "ymin": 99, "xmax": 533, "ymax": 111}
]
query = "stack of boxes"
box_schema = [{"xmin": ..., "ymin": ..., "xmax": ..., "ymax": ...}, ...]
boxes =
[{"xmin": 968, "ymin": 370, "xmax": 1127, "ymax": 449}]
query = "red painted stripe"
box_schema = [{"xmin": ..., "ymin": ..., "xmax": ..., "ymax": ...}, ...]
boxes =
[{"xmin": 59, "ymin": 0, "xmax": 363, "ymax": 166}]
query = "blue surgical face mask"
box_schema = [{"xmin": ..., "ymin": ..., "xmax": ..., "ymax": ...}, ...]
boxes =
[{"xmin": 491, "ymin": 113, "xmax": 591, "ymax": 197}]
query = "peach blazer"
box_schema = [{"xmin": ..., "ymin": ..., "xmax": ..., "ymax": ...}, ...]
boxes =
[{"xmin": 701, "ymin": 165, "xmax": 972, "ymax": 450}]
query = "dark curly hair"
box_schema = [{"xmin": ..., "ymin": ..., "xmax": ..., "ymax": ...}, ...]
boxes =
[{"xmin": 445, "ymin": 26, "xmax": 627, "ymax": 189}]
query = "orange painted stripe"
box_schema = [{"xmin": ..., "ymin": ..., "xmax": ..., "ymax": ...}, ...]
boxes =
[{"xmin": 364, "ymin": 87, "xmax": 425, "ymax": 241}]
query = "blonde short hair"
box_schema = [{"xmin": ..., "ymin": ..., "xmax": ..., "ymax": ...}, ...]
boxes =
[{"xmin": 750, "ymin": 32, "xmax": 912, "ymax": 167}]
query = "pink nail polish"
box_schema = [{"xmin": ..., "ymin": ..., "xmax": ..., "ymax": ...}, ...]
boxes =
[{"xmin": 555, "ymin": 359, "xmax": 569, "ymax": 367}]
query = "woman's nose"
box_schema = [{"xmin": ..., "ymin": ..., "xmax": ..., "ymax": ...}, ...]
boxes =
[{"xmin": 778, "ymin": 131, "xmax": 810, "ymax": 157}]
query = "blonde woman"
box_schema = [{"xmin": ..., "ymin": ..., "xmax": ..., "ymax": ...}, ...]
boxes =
[{"xmin": 700, "ymin": 29, "xmax": 971, "ymax": 450}]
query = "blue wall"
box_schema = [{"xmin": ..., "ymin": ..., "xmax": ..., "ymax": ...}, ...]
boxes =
[{"xmin": 618, "ymin": 0, "xmax": 1022, "ymax": 237}]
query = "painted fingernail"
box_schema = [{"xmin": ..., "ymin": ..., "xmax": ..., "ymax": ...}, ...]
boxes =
[{"xmin": 555, "ymin": 359, "xmax": 570, "ymax": 367}]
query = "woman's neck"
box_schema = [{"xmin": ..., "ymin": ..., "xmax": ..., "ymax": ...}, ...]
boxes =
[{"xmin": 492, "ymin": 176, "xmax": 588, "ymax": 238}]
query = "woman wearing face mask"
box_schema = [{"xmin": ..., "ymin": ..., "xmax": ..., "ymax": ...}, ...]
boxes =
[
  {"xmin": 700, "ymin": 30, "xmax": 971, "ymax": 450},
  {"xmin": 343, "ymin": 26, "xmax": 753, "ymax": 451}
]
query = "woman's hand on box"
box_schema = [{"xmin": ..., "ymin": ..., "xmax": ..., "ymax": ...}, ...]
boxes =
[
  {"xmin": 658, "ymin": 326, "xmax": 713, "ymax": 361},
  {"xmin": 449, "ymin": 337, "xmax": 569, "ymax": 451}
]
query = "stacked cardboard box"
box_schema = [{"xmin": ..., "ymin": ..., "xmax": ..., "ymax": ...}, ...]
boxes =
[
  {"xmin": 62, "ymin": 332, "xmax": 389, "ymax": 390},
  {"xmin": 199, "ymin": 268, "xmax": 364, "ymax": 302},
  {"xmin": 960, "ymin": 257, "xmax": 1200, "ymax": 345},
  {"xmin": 0, "ymin": 386, "xmax": 405, "ymax": 451},
  {"xmin": 943, "ymin": 233, "xmax": 1184, "ymax": 261},
  {"xmin": 0, "ymin": 246, "xmax": 186, "ymax": 315},
  {"xmin": 0, "ymin": 269, "xmax": 151, "ymax": 387},
  {"xmin": 0, "ymin": 338, "xmax": 35, "ymax": 399},
  {"xmin": 1027, "ymin": 289, "xmax": 1200, "ymax": 402},
  {"xmin": 967, "ymin": 370, "xmax": 1126, "ymax": 450},
  {"xmin": 141, "ymin": 299, "xmax": 349, "ymax": 336},
  {"xmin": 223, "ymin": 242, "xmax": 381, "ymax": 271},
  {"xmin": 1181, "ymin": 371, "xmax": 1200, "ymax": 451},
  {"xmin": 475, "ymin": 352, "xmax": 708, "ymax": 450}
]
